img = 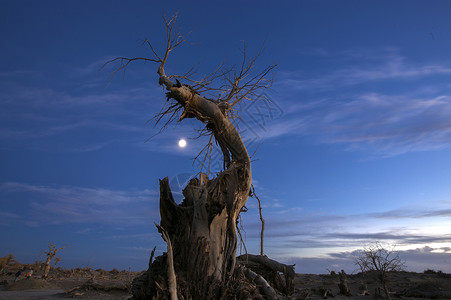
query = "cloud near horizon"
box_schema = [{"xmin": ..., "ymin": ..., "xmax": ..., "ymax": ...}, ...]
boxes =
[
  {"xmin": 239, "ymin": 200, "xmax": 451, "ymax": 273},
  {"xmin": 281, "ymin": 245, "xmax": 451, "ymax": 274}
]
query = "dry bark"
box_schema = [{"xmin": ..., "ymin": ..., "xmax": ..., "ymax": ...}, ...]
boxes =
[
  {"xmin": 237, "ymin": 254, "xmax": 295, "ymax": 296},
  {"xmin": 155, "ymin": 70, "xmax": 252, "ymax": 284},
  {"xmin": 155, "ymin": 224, "xmax": 177, "ymax": 300},
  {"xmin": 132, "ymin": 29, "xmax": 253, "ymax": 300},
  {"xmin": 338, "ymin": 270, "xmax": 352, "ymax": 296},
  {"xmin": 242, "ymin": 267, "xmax": 277, "ymax": 299},
  {"xmin": 107, "ymin": 14, "xmax": 283, "ymax": 300},
  {"xmin": 41, "ymin": 244, "xmax": 67, "ymax": 279}
]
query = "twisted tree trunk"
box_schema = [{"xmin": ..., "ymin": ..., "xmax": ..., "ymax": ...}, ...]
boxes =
[
  {"xmin": 132, "ymin": 66, "xmax": 252, "ymax": 299},
  {"xmin": 112, "ymin": 15, "xmax": 283, "ymax": 298},
  {"xmin": 161, "ymin": 66, "xmax": 251, "ymax": 276},
  {"xmin": 42, "ymin": 243, "xmax": 66, "ymax": 279}
]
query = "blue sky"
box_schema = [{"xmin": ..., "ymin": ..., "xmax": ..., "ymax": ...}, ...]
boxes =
[{"xmin": 1, "ymin": 0, "xmax": 451, "ymax": 274}]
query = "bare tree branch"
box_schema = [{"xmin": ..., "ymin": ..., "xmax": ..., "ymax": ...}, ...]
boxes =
[
  {"xmin": 103, "ymin": 15, "xmax": 275, "ymax": 175},
  {"xmin": 354, "ymin": 241, "xmax": 405, "ymax": 300},
  {"xmin": 41, "ymin": 243, "xmax": 69, "ymax": 279},
  {"xmin": 250, "ymin": 184, "xmax": 265, "ymax": 256},
  {"xmin": 107, "ymin": 13, "xmax": 282, "ymax": 300}
]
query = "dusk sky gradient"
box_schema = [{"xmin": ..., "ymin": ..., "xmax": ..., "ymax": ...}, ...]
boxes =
[{"xmin": 1, "ymin": 0, "xmax": 451, "ymax": 274}]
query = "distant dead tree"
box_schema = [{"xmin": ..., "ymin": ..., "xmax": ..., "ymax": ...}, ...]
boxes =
[
  {"xmin": 104, "ymin": 13, "xmax": 295, "ymax": 299},
  {"xmin": 41, "ymin": 243, "xmax": 68, "ymax": 279},
  {"xmin": 354, "ymin": 242, "xmax": 405, "ymax": 299},
  {"xmin": 250, "ymin": 185, "xmax": 265, "ymax": 256},
  {"xmin": 0, "ymin": 254, "xmax": 17, "ymax": 273}
]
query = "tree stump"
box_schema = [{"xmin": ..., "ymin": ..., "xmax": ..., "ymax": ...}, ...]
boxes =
[{"xmin": 338, "ymin": 270, "xmax": 352, "ymax": 296}]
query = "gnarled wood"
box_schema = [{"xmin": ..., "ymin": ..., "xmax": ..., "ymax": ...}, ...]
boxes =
[
  {"xmin": 132, "ymin": 53, "xmax": 253, "ymax": 298},
  {"xmin": 41, "ymin": 243, "xmax": 67, "ymax": 279},
  {"xmin": 242, "ymin": 266, "xmax": 277, "ymax": 300},
  {"xmin": 155, "ymin": 224, "xmax": 177, "ymax": 300},
  {"xmin": 237, "ymin": 254, "xmax": 295, "ymax": 296},
  {"xmin": 338, "ymin": 270, "xmax": 352, "ymax": 296},
  {"xmin": 108, "ymin": 13, "xmax": 281, "ymax": 300}
]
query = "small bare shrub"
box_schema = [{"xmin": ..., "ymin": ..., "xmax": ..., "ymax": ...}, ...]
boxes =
[{"xmin": 355, "ymin": 242, "xmax": 405, "ymax": 300}]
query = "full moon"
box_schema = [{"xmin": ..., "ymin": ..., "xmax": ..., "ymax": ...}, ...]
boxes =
[{"xmin": 178, "ymin": 139, "xmax": 187, "ymax": 148}]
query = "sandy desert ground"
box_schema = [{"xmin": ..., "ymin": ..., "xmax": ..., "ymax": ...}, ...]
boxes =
[
  {"xmin": 1, "ymin": 267, "xmax": 451, "ymax": 299},
  {"xmin": 0, "ymin": 267, "xmax": 135, "ymax": 299}
]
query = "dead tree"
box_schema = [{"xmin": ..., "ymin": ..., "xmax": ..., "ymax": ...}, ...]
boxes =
[
  {"xmin": 354, "ymin": 242, "xmax": 405, "ymax": 300},
  {"xmin": 237, "ymin": 254, "xmax": 295, "ymax": 296},
  {"xmin": 0, "ymin": 254, "xmax": 16, "ymax": 273},
  {"xmin": 338, "ymin": 270, "xmax": 351, "ymax": 296},
  {"xmin": 105, "ymin": 13, "xmax": 282, "ymax": 299},
  {"xmin": 251, "ymin": 185, "xmax": 265, "ymax": 256},
  {"xmin": 155, "ymin": 224, "xmax": 177, "ymax": 300},
  {"xmin": 41, "ymin": 243, "xmax": 68, "ymax": 279}
]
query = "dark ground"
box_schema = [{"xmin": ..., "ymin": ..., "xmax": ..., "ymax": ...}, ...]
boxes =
[{"xmin": 1, "ymin": 266, "xmax": 451, "ymax": 299}]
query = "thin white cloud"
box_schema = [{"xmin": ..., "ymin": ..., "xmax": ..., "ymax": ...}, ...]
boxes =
[
  {"xmin": 0, "ymin": 182, "xmax": 159, "ymax": 226},
  {"xmin": 258, "ymin": 93, "xmax": 451, "ymax": 157},
  {"xmin": 0, "ymin": 120, "xmax": 92, "ymax": 140},
  {"xmin": 3, "ymin": 51, "xmax": 451, "ymax": 158},
  {"xmin": 278, "ymin": 48, "xmax": 451, "ymax": 91},
  {"xmin": 0, "ymin": 70, "xmax": 39, "ymax": 77},
  {"xmin": 283, "ymin": 245, "xmax": 451, "ymax": 274},
  {"xmin": 0, "ymin": 211, "xmax": 21, "ymax": 226},
  {"xmin": 239, "ymin": 199, "xmax": 451, "ymax": 272},
  {"xmin": 75, "ymin": 228, "xmax": 92, "ymax": 234},
  {"xmin": 0, "ymin": 61, "xmax": 196, "ymax": 155},
  {"xmin": 106, "ymin": 233, "xmax": 157, "ymax": 240},
  {"xmin": 121, "ymin": 246, "xmax": 154, "ymax": 252},
  {"xmin": 253, "ymin": 48, "xmax": 451, "ymax": 156},
  {"xmin": 69, "ymin": 141, "xmax": 114, "ymax": 153}
]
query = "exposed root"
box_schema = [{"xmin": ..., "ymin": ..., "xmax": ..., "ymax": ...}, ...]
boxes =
[
  {"xmin": 132, "ymin": 253, "xmax": 295, "ymax": 300},
  {"xmin": 237, "ymin": 254, "xmax": 295, "ymax": 296},
  {"xmin": 242, "ymin": 266, "xmax": 277, "ymax": 299}
]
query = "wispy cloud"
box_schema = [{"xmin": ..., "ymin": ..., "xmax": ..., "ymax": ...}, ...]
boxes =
[
  {"xmin": 0, "ymin": 182, "xmax": 159, "ymax": 226},
  {"xmin": 75, "ymin": 228, "xmax": 92, "ymax": 234},
  {"xmin": 369, "ymin": 207, "xmax": 451, "ymax": 219},
  {"xmin": 261, "ymin": 93, "xmax": 451, "ymax": 157},
  {"xmin": 278, "ymin": 48, "xmax": 451, "ymax": 91},
  {"xmin": 282, "ymin": 245, "xmax": 451, "ymax": 274},
  {"xmin": 121, "ymin": 246, "xmax": 154, "ymax": 252},
  {"xmin": 0, "ymin": 61, "xmax": 203, "ymax": 155},
  {"xmin": 239, "ymin": 200, "xmax": 451, "ymax": 272},
  {"xmin": 257, "ymin": 48, "xmax": 451, "ymax": 157},
  {"xmin": 106, "ymin": 233, "xmax": 157, "ymax": 240},
  {"xmin": 3, "ymin": 50, "xmax": 451, "ymax": 158}
]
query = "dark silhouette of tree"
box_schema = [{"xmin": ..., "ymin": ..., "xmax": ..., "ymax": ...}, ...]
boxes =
[{"xmin": 355, "ymin": 242, "xmax": 405, "ymax": 299}]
